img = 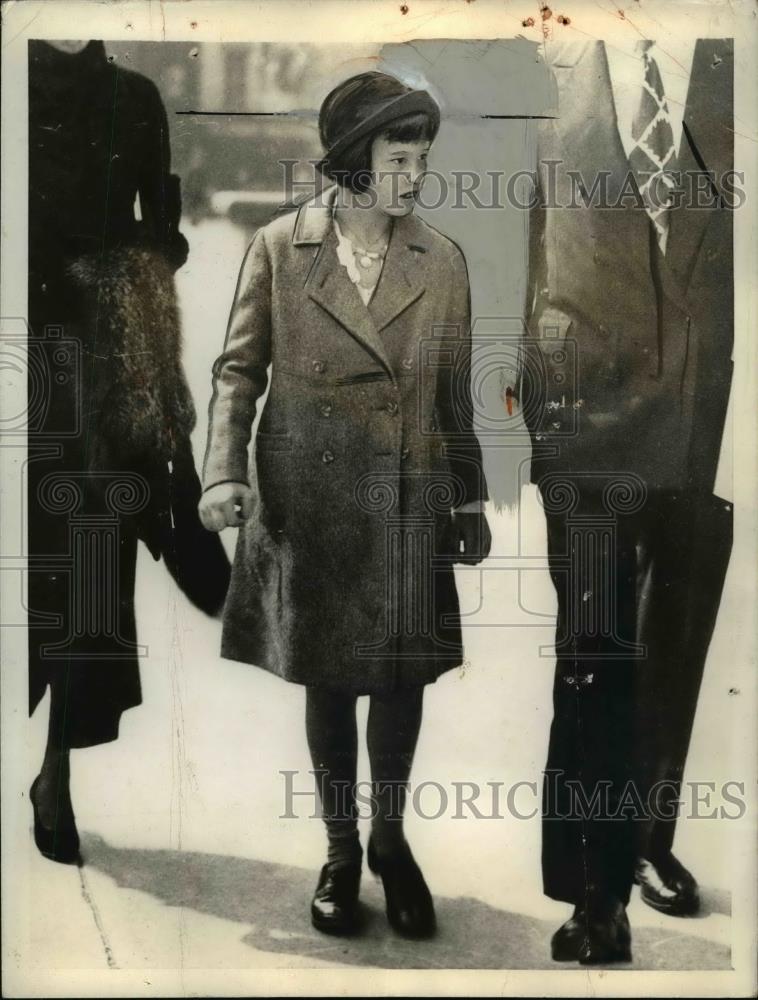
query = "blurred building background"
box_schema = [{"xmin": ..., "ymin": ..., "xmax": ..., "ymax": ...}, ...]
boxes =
[{"xmin": 106, "ymin": 41, "xmax": 379, "ymax": 231}]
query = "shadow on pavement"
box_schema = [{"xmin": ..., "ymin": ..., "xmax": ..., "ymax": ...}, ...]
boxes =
[{"xmin": 81, "ymin": 833, "xmax": 730, "ymax": 970}]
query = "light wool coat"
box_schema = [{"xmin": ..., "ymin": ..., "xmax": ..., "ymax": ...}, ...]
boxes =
[{"xmin": 203, "ymin": 187, "xmax": 487, "ymax": 692}]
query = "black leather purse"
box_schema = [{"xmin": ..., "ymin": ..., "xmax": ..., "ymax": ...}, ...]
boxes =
[{"xmin": 140, "ymin": 439, "xmax": 231, "ymax": 618}]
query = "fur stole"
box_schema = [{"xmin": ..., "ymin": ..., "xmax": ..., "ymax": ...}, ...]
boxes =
[{"xmin": 67, "ymin": 245, "xmax": 196, "ymax": 471}]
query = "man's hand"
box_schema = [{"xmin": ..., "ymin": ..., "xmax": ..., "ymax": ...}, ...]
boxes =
[
  {"xmin": 198, "ymin": 482, "xmax": 253, "ymax": 532},
  {"xmin": 449, "ymin": 511, "xmax": 492, "ymax": 565}
]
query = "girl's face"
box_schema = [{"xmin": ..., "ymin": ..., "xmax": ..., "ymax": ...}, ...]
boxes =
[{"xmin": 368, "ymin": 136, "xmax": 431, "ymax": 217}]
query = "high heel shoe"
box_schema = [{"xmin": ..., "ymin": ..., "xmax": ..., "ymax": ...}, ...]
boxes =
[
  {"xmin": 30, "ymin": 776, "xmax": 81, "ymax": 865},
  {"xmin": 367, "ymin": 836, "xmax": 436, "ymax": 939}
]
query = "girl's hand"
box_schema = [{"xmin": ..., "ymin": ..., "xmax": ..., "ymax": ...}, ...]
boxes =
[
  {"xmin": 198, "ymin": 482, "xmax": 253, "ymax": 532},
  {"xmin": 450, "ymin": 511, "xmax": 492, "ymax": 565}
]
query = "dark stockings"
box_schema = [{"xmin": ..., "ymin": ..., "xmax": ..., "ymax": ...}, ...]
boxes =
[
  {"xmin": 367, "ymin": 686, "xmax": 424, "ymax": 858},
  {"xmin": 305, "ymin": 686, "xmax": 424, "ymax": 869},
  {"xmin": 306, "ymin": 688, "xmax": 361, "ymax": 869},
  {"xmin": 35, "ymin": 683, "xmax": 74, "ymax": 829}
]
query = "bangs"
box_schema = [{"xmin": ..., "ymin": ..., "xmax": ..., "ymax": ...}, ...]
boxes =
[
  {"xmin": 319, "ymin": 111, "xmax": 439, "ymax": 194},
  {"xmin": 380, "ymin": 112, "xmax": 438, "ymax": 144}
]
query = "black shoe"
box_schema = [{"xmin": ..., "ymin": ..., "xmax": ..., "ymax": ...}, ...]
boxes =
[
  {"xmin": 551, "ymin": 896, "xmax": 632, "ymax": 965},
  {"xmin": 366, "ymin": 837, "xmax": 436, "ymax": 939},
  {"xmin": 29, "ymin": 777, "xmax": 81, "ymax": 865},
  {"xmin": 635, "ymin": 853, "xmax": 700, "ymax": 916},
  {"xmin": 310, "ymin": 862, "xmax": 362, "ymax": 935},
  {"xmin": 551, "ymin": 908, "xmax": 587, "ymax": 961}
]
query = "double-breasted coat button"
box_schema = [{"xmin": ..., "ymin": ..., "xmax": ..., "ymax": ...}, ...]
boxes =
[
  {"xmin": 401, "ymin": 358, "xmax": 413, "ymax": 371},
  {"xmin": 401, "ymin": 447, "xmax": 410, "ymax": 461},
  {"xmin": 386, "ymin": 401, "xmax": 399, "ymax": 416},
  {"xmin": 320, "ymin": 403, "xmax": 332, "ymax": 417},
  {"xmin": 322, "ymin": 450, "xmax": 334, "ymax": 463},
  {"xmin": 312, "ymin": 360, "xmax": 326, "ymax": 373}
]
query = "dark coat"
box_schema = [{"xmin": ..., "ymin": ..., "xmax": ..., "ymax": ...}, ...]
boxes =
[
  {"xmin": 203, "ymin": 187, "xmax": 487, "ymax": 692},
  {"xmin": 28, "ymin": 41, "xmax": 229, "ymax": 748},
  {"xmin": 522, "ymin": 39, "xmax": 733, "ymax": 493}
]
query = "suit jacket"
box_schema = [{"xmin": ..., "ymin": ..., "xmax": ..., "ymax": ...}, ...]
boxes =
[
  {"xmin": 523, "ymin": 39, "xmax": 734, "ymax": 493},
  {"xmin": 202, "ymin": 186, "xmax": 486, "ymax": 690}
]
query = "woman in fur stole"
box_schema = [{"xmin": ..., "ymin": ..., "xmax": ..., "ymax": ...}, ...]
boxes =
[{"xmin": 27, "ymin": 40, "xmax": 230, "ymax": 864}]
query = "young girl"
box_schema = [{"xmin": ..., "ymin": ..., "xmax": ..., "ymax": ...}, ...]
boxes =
[{"xmin": 199, "ymin": 72, "xmax": 490, "ymax": 938}]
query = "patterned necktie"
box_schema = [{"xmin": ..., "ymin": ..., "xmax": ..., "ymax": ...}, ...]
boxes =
[{"xmin": 629, "ymin": 40, "xmax": 678, "ymax": 252}]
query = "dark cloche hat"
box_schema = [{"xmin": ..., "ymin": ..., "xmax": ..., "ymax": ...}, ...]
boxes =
[{"xmin": 318, "ymin": 71, "xmax": 440, "ymax": 169}]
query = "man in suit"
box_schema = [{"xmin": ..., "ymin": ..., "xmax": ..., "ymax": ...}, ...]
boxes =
[{"xmin": 522, "ymin": 36, "xmax": 734, "ymax": 963}]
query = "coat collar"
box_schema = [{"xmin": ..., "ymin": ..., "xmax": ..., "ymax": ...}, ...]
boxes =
[
  {"xmin": 292, "ymin": 185, "xmax": 339, "ymax": 246},
  {"xmin": 295, "ymin": 186, "xmax": 429, "ymax": 378}
]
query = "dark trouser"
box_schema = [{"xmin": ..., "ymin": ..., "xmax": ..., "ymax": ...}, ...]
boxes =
[{"xmin": 541, "ymin": 487, "xmax": 732, "ymax": 906}]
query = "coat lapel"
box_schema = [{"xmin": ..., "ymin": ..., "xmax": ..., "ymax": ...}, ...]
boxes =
[
  {"xmin": 295, "ymin": 188, "xmax": 393, "ymax": 375},
  {"xmin": 665, "ymin": 38, "xmax": 733, "ymax": 294},
  {"xmin": 295, "ymin": 188, "xmax": 428, "ymax": 378},
  {"xmin": 553, "ymin": 43, "xmax": 654, "ymax": 283},
  {"xmin": 306, "ymin": 227, "xmax": 395, "ymax": 376},
  {"xmin": 554, "ymin": 43, "xmax": 637, "ymax": 204},
  {"xmin": 368, "ymin": 214, "xmax": 427, "ymax": 333}
]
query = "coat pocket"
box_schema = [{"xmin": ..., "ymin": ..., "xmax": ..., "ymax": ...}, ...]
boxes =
[
  {"xmin": 255, "ymin": 429, "xmax": 293, "ymax": 454},
  {"xmin": 254, "ymin": 431, "xmax": 293, "ymax": 537}
]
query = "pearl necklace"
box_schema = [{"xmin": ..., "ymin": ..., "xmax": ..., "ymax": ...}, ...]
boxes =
[
  {"xmin": 334, "ymin": 216, "xmax": 388, "ymax": 266},
  {"xmin": 334, "ymin": 217, "xmax": 388, "ymax": 286},
  {"xmin": 355, "ymin": 246, "xmax": 385, "ymax": 268}
]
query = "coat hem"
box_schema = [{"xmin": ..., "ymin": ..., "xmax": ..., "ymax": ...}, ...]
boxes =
[{"xmin": 218, "ymin": 643, "xmax": 464, "ymax": 695}]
